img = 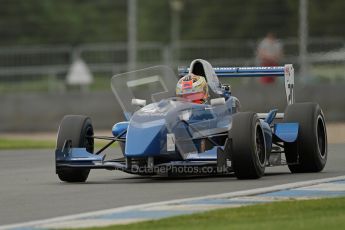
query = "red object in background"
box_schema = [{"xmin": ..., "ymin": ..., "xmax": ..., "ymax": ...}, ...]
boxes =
[
  {"xmin": 260, "ymin": 76, "xmax": 275, "ymax": 84},
  {"xmin": 260, "ymin": 60, "xmax": 278, "ymax": 84}
]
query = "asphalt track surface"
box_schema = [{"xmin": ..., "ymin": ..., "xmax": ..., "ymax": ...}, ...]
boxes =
[{"xmin": 0, "ymin": 144, "xmax": 344, "ymax": 225}]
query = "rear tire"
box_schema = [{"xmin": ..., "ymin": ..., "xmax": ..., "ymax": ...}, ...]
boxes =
[
  {"xmin": 284, "ymin": 103, "xmax": 327, "ymax": 173},
  {"xmin": 231, "ymin": 112, "xmax": 266, "ymax": 179},
  {"xmin": 56, "ymin": 115, "xmax": 94, "ymax": 182}
]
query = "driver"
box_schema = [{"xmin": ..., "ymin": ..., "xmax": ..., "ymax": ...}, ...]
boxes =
[{"xmin": 176, "ymin": 74, "xmax": 209, "ymax": 104}]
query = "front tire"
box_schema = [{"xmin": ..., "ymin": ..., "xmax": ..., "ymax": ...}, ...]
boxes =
[
  {"xmin": 56, "ymin": 115, "xmax": 94, "ymax": 182},
  {"xmin": 231, "ymin": 112, "xmax": 266, "ymax": 179},
  {"xmin": 284, "ymin": 103, "xmax": 327, "ymax": 173}
]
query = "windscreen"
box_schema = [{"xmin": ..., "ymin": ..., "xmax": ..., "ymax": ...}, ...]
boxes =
[{"xmin": 111, "ymin": 66, "xmax": 178, "ymax": 115}]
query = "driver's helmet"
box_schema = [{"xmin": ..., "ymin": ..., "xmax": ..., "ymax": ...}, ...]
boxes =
[{"xmin": 176, "ymin": 74, "xmax": 209, "ymax": 104}]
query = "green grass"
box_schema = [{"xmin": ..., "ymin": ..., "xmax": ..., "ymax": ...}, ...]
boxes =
[
  {"xmin": 85, "ymin": 197, "xmax": 345, "ymax": 230},
  {"xmin": 0, "ymin": 138, "xmax": 56, "ymax": 149},
  {"xmin": 0, "ymin": 138, "xmax": 117, "ymax": 150}
]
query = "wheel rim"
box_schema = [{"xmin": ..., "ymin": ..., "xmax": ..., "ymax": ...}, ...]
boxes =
[
  {"xmin": 255, "ymin": 123, "xmax": 266, "ymax": 166},
  {"xmin": 85, "ymin": 125, "xmax": 94, "ymax": 153},
  {"xmin": 316, "ymin": 115, "xmax": 326, "ymax": 159}
]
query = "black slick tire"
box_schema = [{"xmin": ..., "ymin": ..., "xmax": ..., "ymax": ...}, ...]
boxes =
[
  {"xmin": 284, "ymin": 103, "xmax": 327, "ymax": 173},
  {"xmin": 56, "ymin": 115, "xmax": 94, "ymax": 182},
  {"xmin": 231, "ymin": 112, "xmax": 266, "ymax": 179}
]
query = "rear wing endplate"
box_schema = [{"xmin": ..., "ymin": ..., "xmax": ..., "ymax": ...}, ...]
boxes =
[{"xmin": 179, "ymin": 64, "xmax": 294, "ymax": 105}]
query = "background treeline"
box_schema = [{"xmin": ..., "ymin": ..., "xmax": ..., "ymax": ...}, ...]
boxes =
[{"xmin": 0, "ymin": 0, "xmax": 344, "ymax": 46}]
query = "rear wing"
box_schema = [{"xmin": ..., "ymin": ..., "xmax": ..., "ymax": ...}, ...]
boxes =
[{"xmin": 178, "ymin": 64, "xmax": 294, "ymax": 105}]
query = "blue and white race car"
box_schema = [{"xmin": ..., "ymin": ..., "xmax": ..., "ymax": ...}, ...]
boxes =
[{"xmin": 55, "ymin": 59, "xmax": 327, "ymax": 182}]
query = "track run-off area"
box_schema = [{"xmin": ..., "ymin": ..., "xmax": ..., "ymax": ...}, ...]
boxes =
[{"xmin": 0, "ymin": 144, "xmax": 344, "ymax": 226}]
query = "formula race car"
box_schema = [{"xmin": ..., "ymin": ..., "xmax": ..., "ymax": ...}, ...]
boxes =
[{"xmin": 55, "ymin": 59, "xmax": 327, "ymax": 182}]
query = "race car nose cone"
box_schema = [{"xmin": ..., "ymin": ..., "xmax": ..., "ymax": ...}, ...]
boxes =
[{"xmin": 125, "ymin": 119, "xmax": 166, "ymax": 157}]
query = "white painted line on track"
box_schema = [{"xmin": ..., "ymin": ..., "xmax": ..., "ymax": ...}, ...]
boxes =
[
  {"xmin": 1, "ymin": 175, "xmax": 345, "ymax": 230},
  {"xmin": 297, "ymin": 183, "xmax": 345, "ymax": 191}
]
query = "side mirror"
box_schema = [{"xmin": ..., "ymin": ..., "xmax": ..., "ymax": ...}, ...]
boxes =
[
  {"xmin": 210, "ymin": 98, "xmax": 225, "ymax": 106},
  {"xmin": 132, "ymin": 98, "xmax": 146, "ymax": 107}
]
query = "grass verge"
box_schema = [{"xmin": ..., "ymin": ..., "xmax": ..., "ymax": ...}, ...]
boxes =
[
  {"xmin": 0, "ymin": 138, "xmax": 116, "ymax": 150},
  {"xmin": 87, "ymin": 196, "xmax": 345, "ymax": 230},
  {"xmin": 0, "ymin": 138, "xmax": 56, "ymax": 149}
]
